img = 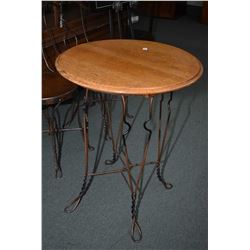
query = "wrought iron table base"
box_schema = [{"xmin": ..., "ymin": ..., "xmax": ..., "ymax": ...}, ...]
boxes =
[{"xmin": 64, "ymin": 90, "xmax": 174, "ymax": 242}]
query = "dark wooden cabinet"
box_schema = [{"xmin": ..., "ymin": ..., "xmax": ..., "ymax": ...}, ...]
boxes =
[
  {"xmin": 42, "ymin": 2, "xmax": 129, "ymax": 49},
  {"xmin": 136, "ymin": 1, "xmax": 187, "ymax": 19},
  {"xmin": 200, "ymin": 1, "xmax": 208, "ymax": 24}
]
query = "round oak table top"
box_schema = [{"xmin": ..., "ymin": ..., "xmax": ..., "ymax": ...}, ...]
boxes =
[{"xmin": 55, "ymin": 39, "xmax": 203, "ymax": 96}]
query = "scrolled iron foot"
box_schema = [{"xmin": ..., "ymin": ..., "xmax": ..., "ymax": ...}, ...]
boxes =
[
  {"xmin": 88, "ymin": 144, "xmax": 95, "ymax": 151},
  {"xmin": 104, "ymin": 129, "xmax": 108, "ymax": 141},
  {"xmin": 164, "ymin": 182, "xmax": 173, "ymax": 190},
  {"xmin": 130, "ymin": 217, "xmax": 143, "ymax": 242},
  {"xmin": 55, "ymin": 167, "xmax": 63, "ymax": 179},
  {"xmin": 127, "ymin": 112, "xmax": 134, "ymax": 119},
  {"xmin": 64, "ymin": 177, "xmax": 88, "ymax": 213},
  {"xmin": 104, "ymin": 134, "xmax": 112, "ymax": 141},
  {"xmin": 64, "ymin": 195, "xmax": 83, "ymax": 213},
  {"xmin": 103, "ymin": 123, "xmax": 112, "ymax": 141},
  {"xmin": 156, "ymin": 167, "xmax": 173, "ymax": 190},
  {"xmin": 105, "ymin": 153, "xmax": 118, "ymax": 165}
]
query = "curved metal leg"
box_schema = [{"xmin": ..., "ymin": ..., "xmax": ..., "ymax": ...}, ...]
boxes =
[
  {"xmin": 44, "ymin": 103, "xmax": 63, "ymax": 178},
  {"xmin": 77, "ymin": 90, "xmax": 95, "ymax": 151},
  {"xmin": 126, "ymin": 99, "xmax": 134, "ymax": 119},
  {"xmin": 130, "ymin": 192, "xmax": 142, "ymax": 242},
  {"xmin": 104, "ymin": 95, "xmax": 144, "ymax": 166},
  {"xmin": 65, "ymin": 89, "xmax": 91, "ymax": 212},
  {"xmin": 120, "ymin": 95, "xmax": 141, "ymax": 241},
  {"xmin": 103, "ymin": 93, "xmax": 123, "ymax": 165},
  {"xmin": 61, "ymin": 91, "xmax": 175, "ymax": 241},
  {"xmin": 64, "ymin": 90, "xmax": 105, "ymax": 213},
  {"xmin": 100, "ymin": 94, "xmax": 112, "ymax": 141},
  {"xmin": 77, "ymin": 106, "xmax": 95, "ymax": 152},
  {"xmin": 43, "ymin": 90, "xmax": 91, "ymax": 178},
  {"xmin": 120, "ymin": 95, "xmax": 155, "ymax": 242},
  {"xmin": 156, "ymin": 92, "xmax": 173, "ymax": 189}
]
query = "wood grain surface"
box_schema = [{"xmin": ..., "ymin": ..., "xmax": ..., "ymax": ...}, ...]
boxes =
[{"xmin": 55, "ymin": 39, "xmax": 203, "ymax": 95}]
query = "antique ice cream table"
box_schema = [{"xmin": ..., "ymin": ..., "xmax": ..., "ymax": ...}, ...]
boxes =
[{"xmin": 55, "ymin": 39, "xmax": 203, "ymax": 241}]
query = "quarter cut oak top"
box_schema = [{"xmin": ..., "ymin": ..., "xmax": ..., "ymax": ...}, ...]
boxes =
[{"xmin": 55, "ymin": 39, "xmax": 203, "ymax": 95}]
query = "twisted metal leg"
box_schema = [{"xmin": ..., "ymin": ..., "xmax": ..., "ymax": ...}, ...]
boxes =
[
  {"xmin": 120, "ymin": 95, "xmax": 154, "ymax": 242},
  {"xmin": 64, "ymin": 90, "xmax": 105, "ymax": 213},
  {"xmin": 61, "ymin": 92, "xmax": 175, "ymax": 241},
  {"xmin": 65, "ymin": 89, "xmax": 90, "ymax": 212},
  {"xmin": 43, "ymin": 90, "xmax": 94, "ymax": 178},
  {"xmin": 77, "ymin": 90, "xmax": 95, "ymax": 151},
  {"xmin": 100, "ymin": 94, "xmax": 112, "ymax": 141},
  {"xmin": 63, "ymin": 90, "xmax": 81, "ymax": 128},
  {"xmin": 43, "ymin": 103, "xmax": 63, "ymax": 178},
  {"xmin": 77, "ymin": 107, "xmax": 95, "ymax": 152},
  {"xmin": 120, "ymin": 95, "xmax": 141, "ymax": 241}
]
